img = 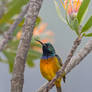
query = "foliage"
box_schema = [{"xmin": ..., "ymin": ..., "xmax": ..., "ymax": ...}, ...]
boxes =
[
  {"xmin": 0, "ymin": 0, "xmax": 29, "ymax": 34},
  {"xmin": 54, "ymin": 0, "xmax": 66, "ymax": 24},
  {"xmin": 0, "ymin": 0, "xmax": 53, "ymax": 72},
  {"xmin": 54, "ymin": 0, "xmax": 92, "ymax": 37},
  {"xmin": 2, "ymin": 39, "xmax": 42, "ymax": 72},
  {"xmin": 81, "ymin": 16, "xmax": 92, "ymax": 33},
  {"xmin": 0, "ymin": 0, "xmax": 29, "ymax": 23},
  {"xmin": 0, "ymin": 21, "xmax": 54, "ymax": 72},
  {"xmin": 77, "ymin": 0, "xmax": 90, "ymax": 24}
]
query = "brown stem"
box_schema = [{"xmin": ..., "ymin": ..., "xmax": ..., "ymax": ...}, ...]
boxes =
[
  {"xmin": 65, "ymin": 39, "xmax": 92, "ymax": 74},
  {"xmin": 11, "ymin": 0, "xmax": 43, "ymax": 92},
  {"xmin": 44, "ymin": 36, "xmax": 82, "ymax": 92}
]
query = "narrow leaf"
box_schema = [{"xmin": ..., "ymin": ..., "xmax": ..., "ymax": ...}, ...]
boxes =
[
  {"xmin": 81, "ymin": 16, "xmax": 92, "ymax": 33},
  {"xmin": 85, "ymin": 33, "xmax": 92, "ymax": 37},
  {"xmin": 77, "ymin": 0, "xmax": 90, "ymax": 24},
  {"xmin": 70, "ymin": 18, "xmax": 79, "ymax": 35},
  {"xmin": 35, "ymin": 17, "xmax": 41, "ymax": 27},
  {"xmin": 27, "ymin": 60, "xmax": 35, "ymax": 67},
  {"xmin": 54, "ymin": 0, "xmax": 66, "ymax": 24}
]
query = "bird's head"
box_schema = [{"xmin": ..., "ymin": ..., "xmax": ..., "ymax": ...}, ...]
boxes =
[{"xmin": 36, "ymin": 40, "xmax": 55, "ymax": 57}]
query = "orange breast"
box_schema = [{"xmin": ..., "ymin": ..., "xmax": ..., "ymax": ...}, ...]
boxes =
[{"xmin": 40, "ymin": 57, "xmax": 61, "ymax": 81}]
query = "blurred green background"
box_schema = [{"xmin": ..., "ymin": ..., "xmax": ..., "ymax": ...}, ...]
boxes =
[{"xmin": 0, "ymin": 0, "xmax": 92, "ymax": 92}]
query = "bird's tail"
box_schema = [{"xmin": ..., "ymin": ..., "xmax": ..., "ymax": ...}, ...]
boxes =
[
  {"xmin": 56, "ymin": 82, "xmax": 62, "ymax": 92},
  {"xmin": 56, "ymin": 86, "xmax": 62, "ymax": 92}
]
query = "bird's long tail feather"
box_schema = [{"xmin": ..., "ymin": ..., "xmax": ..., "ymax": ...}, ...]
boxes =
[{"xmin": 56, "ymin": 86, "xmax": 62, "ymax": 92}]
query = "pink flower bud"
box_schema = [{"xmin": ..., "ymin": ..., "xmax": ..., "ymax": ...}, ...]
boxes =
[{"xmin": 64, "ymin": 0, "xmax": 83, "ymax": 16}]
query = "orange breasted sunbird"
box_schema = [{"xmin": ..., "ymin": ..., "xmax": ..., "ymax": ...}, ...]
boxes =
[{"xmin": 36, "ymin": 40, "xmax": 66, "ymax": 92}]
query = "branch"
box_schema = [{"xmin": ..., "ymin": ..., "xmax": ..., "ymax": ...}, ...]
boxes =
[
  {"xmin": 65, "ymin": 39, "xmax": 92, "ymax": 74},
  {"xmin": 11, "ymin": 0, "xmax": 43, "ymax": 92},
  {"xmin": 37, "ymin": 39, "xmax": 92, "ymax": 92},
  {"xmin": 0, "ymin": 4, "xmax": 29, "ymax": 51},
  {"xmin": 37, "ymin": 82, "xmax": 49, "ymax": 92}
]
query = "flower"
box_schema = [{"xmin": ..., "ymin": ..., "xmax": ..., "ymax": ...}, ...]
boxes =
[
  {"xmin": 63, "ymin": 0, "xmax": 83, "ymax": 16},
  {"xmin": 16, "ymin": 23, "xmax": 54, "ymax": 52},
  {"xmin": 33, "ymin": 23, "xmax": 54, "ymax": 42},
  {"xmin": 16, "ymin": 31, "xmax": 22, "ymax": 40},
  {"xmin": 32, "ymin": 23, "xmax": 54, "ymax": 52}
]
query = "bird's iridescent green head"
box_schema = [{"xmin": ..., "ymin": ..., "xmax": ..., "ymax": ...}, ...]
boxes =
[{"xmin": 36, "ymin": 40, "xmax": 55, "ymax": 57}]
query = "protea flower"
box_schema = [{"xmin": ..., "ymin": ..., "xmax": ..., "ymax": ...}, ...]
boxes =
[
  {"xmin": 64, "ymin": 0, "xmax": 83, "ymax": 16},
  {"xmin": 57, "ymin": 0, "xmax": 84, "ymax": 35}
]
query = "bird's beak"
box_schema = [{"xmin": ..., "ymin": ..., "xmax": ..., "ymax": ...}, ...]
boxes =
[{"xmin": 36, "ymin": 40, "xmax": 44, "ymax": 46}]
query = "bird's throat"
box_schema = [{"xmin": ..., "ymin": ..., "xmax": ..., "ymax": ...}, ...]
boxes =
[{"xmin": 41, "ymin": 54, "xmax": 55, "ymax": 59}]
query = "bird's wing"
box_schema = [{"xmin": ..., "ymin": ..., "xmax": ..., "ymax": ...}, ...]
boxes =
[
  {"xmin": 55, "ymin": 54, "xmax": 66, "ymax": 83},
  {"xmin": 55, "ymin": 54, "xmax": 63, "ymax": 66}
]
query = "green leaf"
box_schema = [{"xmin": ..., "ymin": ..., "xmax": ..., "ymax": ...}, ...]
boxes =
[
  {"xmin": 0, "ymin": 23, "xmax": 8, "ymax": 34},
  {"xmin": 27, "ymin": 59, "xmax": 35, "ymax": 67},
  {"xmin": 84, "ymin": 33, "xmax": 92, "ymax": 37},
  {"xmin": 81, "ymin": 16, "xmax": 92, "ymax": 33},
  {"xmin": 65, "ymin": 14, "xmax": 73, "ymax": 29},
  {"xmin": 8, "ymin": 61, "xmax": 14, "ymax": 73},
  {"xmin": 0, "ymin": 0, "xmax": 29, "ymax": 24},
  {"xmin": 28, "ymin": 49, "xmax": 41, "ymax": 59},
  {"xmin": 13, "ymin": 26, "xmax": 21, "ymax": 36},
  {"xmin": 69, "ymin": 17, "xmax": 79, "ymax": 35},
  {"xmin": 35, "ymin": 17, "xmax": 41, "ymax": 27},
  {"xmin": 26, "ymin": 50, "xmax": 41, "ymax": 67},
  {"xmin": 0, "ymin": 59, "xmax": 8, "ymax": 64},
  {"xmin": 54, "ymin": 0, "xmax": 66, "ymax": 24},
  {"xmin": 77, "ymin": 0, "xmax": 90, "ymax": 24},
  {"xmin": 7, "ymin": 40, "xmax": 19, "ymax": 50},
  {"xmin": 3, "ymin": 50, "xmax": 16, "ymax": 73}
]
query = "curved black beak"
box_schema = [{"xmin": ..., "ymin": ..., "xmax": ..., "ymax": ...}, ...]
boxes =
[{"xmin": 36, "ymin": 40, "xmax": 44, "ymax": 46}]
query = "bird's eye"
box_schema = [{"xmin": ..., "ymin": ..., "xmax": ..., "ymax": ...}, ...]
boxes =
[{"xmin": 45, "ymin": 44, "xmax": 48, "ymax": 47}]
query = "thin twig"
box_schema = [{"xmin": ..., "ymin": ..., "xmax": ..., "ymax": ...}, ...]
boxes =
[
  {"xmin": 65, "ymin": 39, "xmax": 92, "ymax": 74},
  {"xmin": 37, "ymin": 39, "xmax": 92, "ymax": 92},
  {"xmin": 0, "ymin": 4, "xmax": 29, "ymax": 51},
  {"xmin": 37, "ymin": 82, "xmax": 49, "ymax": 92}
]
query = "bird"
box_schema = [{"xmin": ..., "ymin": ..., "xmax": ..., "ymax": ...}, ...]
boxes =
[{"xmin": 36, "ymin": 40, "xmax": 66, "ymax": 92}]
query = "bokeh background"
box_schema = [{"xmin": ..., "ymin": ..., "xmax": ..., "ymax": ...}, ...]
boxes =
[{"xmin": 0, "ymin": 0, "xmax": 92, "ymax": 92}]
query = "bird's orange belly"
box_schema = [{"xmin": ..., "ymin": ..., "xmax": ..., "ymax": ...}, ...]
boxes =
[{"xmin": 40, "ymin": 57, "xmax": 60, "ymax": 81}]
